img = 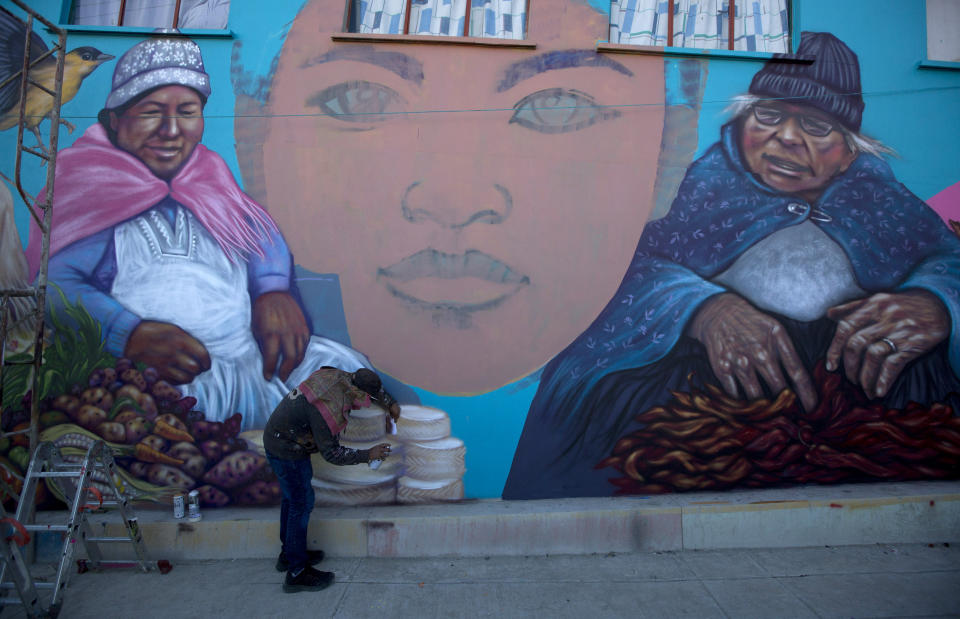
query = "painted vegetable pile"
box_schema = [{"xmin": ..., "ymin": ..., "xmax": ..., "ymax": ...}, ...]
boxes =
[
  {"xmin": 0, "ymin": 294, "xmax": 279, "ymax": 509},
  {"xmin": 38, "ymin": 359, "xmax": 280, "ymax": 507},
  {"xmin": 601, "ymin": 362, "xmax": 960, "ymax": 494}
]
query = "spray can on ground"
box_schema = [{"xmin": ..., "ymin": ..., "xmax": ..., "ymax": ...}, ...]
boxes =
[
  {"xmin": 173, "ymin": 493, "xmax": 185, "ymax": 519},
  {"xmin": 187, "ymin": 490, "xmax": 202, "ymax": 522}
]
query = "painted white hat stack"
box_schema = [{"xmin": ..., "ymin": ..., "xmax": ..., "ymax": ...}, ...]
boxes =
[
  {"xmin": 310, "ymin": 404, "xmax": 466, "ymax": 506},
  {"xmin": 395, "ymin": 406, "xmax": 465, "ymax": 504},
  {"xmin": 311, "ymin": 406, "xmax": 397, "ymax": 506}
]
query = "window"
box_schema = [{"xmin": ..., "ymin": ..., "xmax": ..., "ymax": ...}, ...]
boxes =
[
  {"xmin": 68, "ymin": 0, "xmax": 230, "ymax": 29},
  {"xmin": 610, "ymin": 0, "xmax": 790, "ymax": 53},
  {"xmin": 926, "ymin": 0, "xmax": 960, "ymax": 63},
  {"xmin": 346, "ymin": 0, "xmax": 527, "ymax": 39}
]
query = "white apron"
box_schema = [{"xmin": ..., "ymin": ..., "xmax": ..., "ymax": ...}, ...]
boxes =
[{"xmin": 110, "ymin": 206, "xmax": 368, "ymax": 430}]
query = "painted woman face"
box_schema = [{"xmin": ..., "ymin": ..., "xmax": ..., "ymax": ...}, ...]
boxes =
[{"xmin": 259, "ymin": 0, "xmax": 665, "ymax": 393}]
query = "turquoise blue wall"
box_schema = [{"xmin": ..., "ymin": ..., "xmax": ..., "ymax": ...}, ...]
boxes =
[{"xmin": 4, "ymin": 1, "xmax": 959, "ymax": 500}]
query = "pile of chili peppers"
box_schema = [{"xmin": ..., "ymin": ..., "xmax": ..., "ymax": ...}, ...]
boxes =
[{"xmin": 601, "ymin": 362, "xmax": 960, "ymax": 494}]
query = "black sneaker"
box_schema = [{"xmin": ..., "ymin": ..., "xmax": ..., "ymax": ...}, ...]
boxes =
[
  {"xmin": 283, "ymin": 567, "xmax": 335, "ymax": 593},
  {"xmin": 276, "ymin": 549, "xmax": 326, "ymax": 572}
]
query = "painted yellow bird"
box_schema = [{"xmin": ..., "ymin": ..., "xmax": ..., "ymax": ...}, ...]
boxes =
[{"xmin": 0, "ymin": 6, "xmax": 112, "ymax": 149}]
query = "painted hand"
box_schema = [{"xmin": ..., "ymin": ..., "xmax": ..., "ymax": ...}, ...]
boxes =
[
  {"xmin": 686, "ymin": 293, "xmax": 818, "ymax": 413},
  {"xmin": 252, "ymin": 291, "xmax": 310, "ymax": 382},
  {"xmin": 826, "ymin": 290, "xmax": 949, "ymax": 399},
  {"xmin": 124, "ymin": 320, "xmax": 211, "ymax": 385}
]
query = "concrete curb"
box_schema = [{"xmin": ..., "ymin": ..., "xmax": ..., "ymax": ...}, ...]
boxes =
[{"xmin": 39, "ymin": 480, "xmax": 960, "ymax": 560}]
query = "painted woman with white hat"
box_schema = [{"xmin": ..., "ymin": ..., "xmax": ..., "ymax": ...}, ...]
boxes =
[{"xmin": 25, "ymin": 36, "xmax": 372, "ymax": 430}]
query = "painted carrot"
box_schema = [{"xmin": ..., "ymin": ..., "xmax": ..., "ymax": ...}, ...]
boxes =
[
  {"xmin": 153, "ymin": 420, "xmax": 195, "ymax": 443},
  {"xmin": 134, "ymin": 443, "xmax": 185, "ymax": 466}
]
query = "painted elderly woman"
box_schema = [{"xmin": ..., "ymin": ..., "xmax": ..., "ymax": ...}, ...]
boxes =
[
  {"xmin": 504, "ymin": 32, "xmax": 960, "ymax": 499},
  {"xmin": 25, "ymin": 37, "xmax": 368, "ymax": 430}
]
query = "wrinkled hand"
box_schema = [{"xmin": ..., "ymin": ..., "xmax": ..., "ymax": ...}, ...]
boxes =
[
  {"xmin": 826, "ymin": 290, "xmax": 949, "ymax": 399},
  {"xmin": 687, "ymin": 293, "xmax": 818, "ymax": 413},
  {"xmin": 252, "ymin": 291, "xmax": 310, "ymax": 382},
  {"xmin": 368, "ymin": 443, "xmax": 392, "ymax": 462},
  {"xmin": 124, "ymin": 321, "xmax": 211, "ymax": 385}
]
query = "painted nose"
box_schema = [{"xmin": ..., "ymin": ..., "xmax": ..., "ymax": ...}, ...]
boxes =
[
  {"xmin": 775, "ymin": 116, "xmax": 804, "ymax": 144},
  {"xmin": 401, "ymin": 181, "xmax": 513, "ymax": 230},
  {"xmin": 156, "ymin": 113, "xmax": 181, "ymax": 138}
]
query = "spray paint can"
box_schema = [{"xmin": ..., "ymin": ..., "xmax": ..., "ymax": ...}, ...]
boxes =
[
  {"xmin": 187, "ymin": 490, "xmax": 202, "ymax": 522},
  {"xmin": 173, "ymin": 493, "xmax": 185, "ymax": 519}
]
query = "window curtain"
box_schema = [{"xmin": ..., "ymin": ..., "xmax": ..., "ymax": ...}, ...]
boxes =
[
  {"xmin": 70, "ymin": 0, "xmax": 230, "ymax": 29},
  {"xmin": 610, "ymin": 0, "xmax": 789, "ymax": 53},
  {"xmin": 353, "ymin": 0, "xmax": 526, "ymax": 39}
]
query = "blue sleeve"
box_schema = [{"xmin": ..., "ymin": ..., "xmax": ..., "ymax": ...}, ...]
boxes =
[
  {"xmin": 247, "ymin": 223, "xmax": 292, "ymax": 299},
  {"xmin": 897, "ymin": 230, "xmax": 960, "ymax": 380},
  {"xmin": 540, "ymin": 256, "xmax": 725, "ymax": 401},
  {"xmin": 47, "ymin": 228, "xmax": 142, "ymax": 358}
]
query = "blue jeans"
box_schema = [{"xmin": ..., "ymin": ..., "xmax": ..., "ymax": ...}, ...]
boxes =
[{"xmin": 267, "ymin": 455, "xmax": 315, "ymax": 572}]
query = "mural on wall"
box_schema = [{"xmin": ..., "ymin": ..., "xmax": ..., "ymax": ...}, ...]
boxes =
[
  {"xmin": 0, "ymin": 6, "xmax": 111, "ymax": 358},
  {"xmin": 0, "ymin": 30, "xmax": 466, "ymax": 508},
  {"xmin": 0, "ymin": 7, "xmax": 113, "ymax": 152},
  {"xmin": 1, "ymin": 0, "xmax": 957, "ymax": 509},
  {"xmin": 505, "ymin": 31, "xmax": 960, "ymax": 499},
  {"xmin": 233, "ymin": 0, "xmax": 670, "ymax": 396}
]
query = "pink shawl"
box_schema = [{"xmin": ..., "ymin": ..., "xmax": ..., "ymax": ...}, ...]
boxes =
[{"xmin": 25, "ymin": 123, "xmax": 277, "ymax": 278}]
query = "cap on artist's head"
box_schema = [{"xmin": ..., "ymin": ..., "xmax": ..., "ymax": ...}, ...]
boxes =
[{"xmin": 351, "ymin": 368, "xmax": 382, "ymax": 397}]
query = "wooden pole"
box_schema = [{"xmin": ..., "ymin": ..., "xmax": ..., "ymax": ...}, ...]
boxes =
[
  {"xmin": 667, "ymin": 0, "xmax": 674, "ymax": 46},
  {"xmin": 463, "ymin": 0, "xmax": 472, "ymax": 37},
  {"xmin": 728, "ymin": 0, "xmax": 735, "ymax": 50},
  {"xmin": 403, "ymin": 0, "xmax": 412, "ymax": 34}
]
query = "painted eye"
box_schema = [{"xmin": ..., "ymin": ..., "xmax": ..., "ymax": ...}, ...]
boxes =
[
  {"xmin": 307, "ymin": 81, "xmax": 404, "ymax": 124},
  {"xmin": 752, "ymin": 105, "xmax": 784, "ymax": 125},
  {"xmin": 510, "ymin": 88, "xmax": 619, "ymax": 134},
  {"xmin": 798, "ymin": 115, "xmax": 834, "ymax": 137}
]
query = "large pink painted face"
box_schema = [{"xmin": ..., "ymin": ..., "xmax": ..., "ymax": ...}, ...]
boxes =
[{"xmin": 262, "ymin": 0, "xmax": 665, "ymax": 394}]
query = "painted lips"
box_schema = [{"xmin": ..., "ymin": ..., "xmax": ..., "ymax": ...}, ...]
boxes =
[
  {"xmin": 146, "ymin": 143, "xmax": 183, "ymax": 160},
  {"xmin": 762, "ymin": 153, "xmax": 810, "ymax": 175},
  {"xmin": 377, "ymin": 248, "xmax": 529, "ymax": 312}
]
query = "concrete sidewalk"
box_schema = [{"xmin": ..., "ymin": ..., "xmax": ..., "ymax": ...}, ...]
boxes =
[
  {"xmin": 7, "ymin": 543, "xmax": 960, "ymax": 618},
  {"xmin": 7, "ymin": 480, "xmax": 960, "ymax": 617}
]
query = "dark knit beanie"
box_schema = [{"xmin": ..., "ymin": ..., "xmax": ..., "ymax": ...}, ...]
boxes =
[
  {"xmin": 749, "ymin": 31, "xmax": 864, "ymax": 131},
  {"xmin": 351, "ymin": 368, "xmax": 382, "ymax": 397}
]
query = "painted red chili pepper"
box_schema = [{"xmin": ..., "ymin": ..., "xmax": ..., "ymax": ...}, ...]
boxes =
[
  {"xmin": 745, "ymin": 428, "xmax": 789, "ymax": 454},
  {"xmin": 848, "ymin": 422, "xmax": 927, "ymax": 449},
  {"xmin": 805, "ymin": 444, "xmax": 895, "ymax": 478}
]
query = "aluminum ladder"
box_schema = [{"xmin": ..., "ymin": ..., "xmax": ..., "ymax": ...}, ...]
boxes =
[
  {"xmin": 0, "ymin": 440, "xmax": 151, "ymax": 617},
  {"xmin": 0, "ymin": 500, "xmax": 43, "ymax": 616}
]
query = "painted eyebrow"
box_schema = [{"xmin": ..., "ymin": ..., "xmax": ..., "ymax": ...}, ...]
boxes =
[
  {"xmin": 301, "ymin": 47, "xmax": 424, "ymax": 86},
  {"xmin": 496, "ymin": 50, "xmax": 633, "ymax": 92}
]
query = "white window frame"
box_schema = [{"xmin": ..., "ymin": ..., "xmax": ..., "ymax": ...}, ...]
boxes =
[
  {"xmin": 922, "ymin": 0, "xmax": 960, "ymax": 69},
  {"xmin": 61, "ymin": 0, "xmax": 231, "ymax": 32},
  {"xmin": 606, "ymin": 0, "xmax": 798, "ymax": 58}
]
